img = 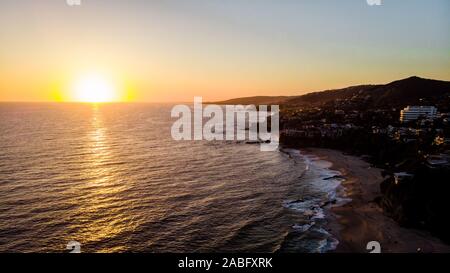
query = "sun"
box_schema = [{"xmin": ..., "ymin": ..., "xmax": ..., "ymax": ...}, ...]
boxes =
[{"xmin": 72, "ymin": 73, "xmax": 118, "ymax": 103}]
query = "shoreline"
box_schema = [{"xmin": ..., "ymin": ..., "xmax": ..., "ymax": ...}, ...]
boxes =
[{"xmin": 303, "ymin": 148, "xmax": 450, "ymax": 253}]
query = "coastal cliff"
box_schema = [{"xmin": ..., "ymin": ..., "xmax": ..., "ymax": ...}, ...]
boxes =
[{"xmin": 380, "ymin": 163, "xmax": 450, "ymax": 244}]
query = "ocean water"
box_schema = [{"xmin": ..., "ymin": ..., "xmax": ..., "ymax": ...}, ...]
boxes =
[{"xmin": 0, "ymin": 103, "xmax": 344, "ymax": 253}]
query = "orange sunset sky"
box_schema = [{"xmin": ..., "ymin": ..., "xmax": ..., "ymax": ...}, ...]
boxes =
[{"xmin": 0, "ymin": 0, "xmax": 449, "ymax": 102}]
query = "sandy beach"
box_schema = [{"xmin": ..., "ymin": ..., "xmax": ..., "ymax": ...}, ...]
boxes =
[{"xmin": 304, "ymin": 148, "xmax": 450, "ymax": 253}]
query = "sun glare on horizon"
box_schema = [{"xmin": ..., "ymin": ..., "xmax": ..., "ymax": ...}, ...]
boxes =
[{"xmin": 72, "ymin": 73, "xmax": 119, "ymax": 103}]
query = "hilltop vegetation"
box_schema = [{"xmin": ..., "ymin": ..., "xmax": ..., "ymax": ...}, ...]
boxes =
[{"xmin": 214, "ymin": 76, "xmax": 450, "ymax": 110}]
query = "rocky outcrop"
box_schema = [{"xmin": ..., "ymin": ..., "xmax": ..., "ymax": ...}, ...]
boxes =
[{"xmin": 380, "ymin": 164, "xmax": 450, "ymax": 243}]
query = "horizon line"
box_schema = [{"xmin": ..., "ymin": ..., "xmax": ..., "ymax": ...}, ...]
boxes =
[{"xmin": 1, "ymin": 75, "xmax": 449, "ymax": 104}]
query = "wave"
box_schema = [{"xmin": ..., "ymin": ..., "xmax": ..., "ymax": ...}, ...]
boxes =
[{"xmin": 280, "ymin": 148, "xmax": 352, "ymax": 252}]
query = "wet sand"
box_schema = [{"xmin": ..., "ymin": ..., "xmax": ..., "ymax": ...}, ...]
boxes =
[{"xmin": 304, "ymin": 148, "xmax": 450, "ymax": 253}]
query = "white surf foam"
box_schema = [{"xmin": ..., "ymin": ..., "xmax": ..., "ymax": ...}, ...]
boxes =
[{"xmin": 281, "ymin": 149, "xmax": 352, "ymax": 252}]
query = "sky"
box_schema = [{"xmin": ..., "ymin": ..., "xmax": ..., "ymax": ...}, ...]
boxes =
[{"xmin": 0, "ymin": 0, "xmax": 449, "ymax": 102}]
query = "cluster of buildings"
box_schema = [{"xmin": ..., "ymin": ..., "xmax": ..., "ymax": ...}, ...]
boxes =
[
  {"xmin": 281, "ymin": 103, "xmax": 450, "ymax": 170},
  {"xmin": 282, "ymin": 104, "xmax": 448, "ymax": 142}
]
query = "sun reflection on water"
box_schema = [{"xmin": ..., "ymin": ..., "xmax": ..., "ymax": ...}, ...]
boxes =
[{"xmin": 69, "ymin": 104, "xmax": 132, "ymax": 252}]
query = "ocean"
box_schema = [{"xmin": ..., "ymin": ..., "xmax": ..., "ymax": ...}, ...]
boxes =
[{"xmin": 0, "ymin": 103, "xmax": 345, "ymax": 253}]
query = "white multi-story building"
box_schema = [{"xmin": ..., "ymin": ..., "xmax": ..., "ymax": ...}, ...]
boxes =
[{"xmin": 400, "ymin": 106, "xmax": 438, "ymax": 123}]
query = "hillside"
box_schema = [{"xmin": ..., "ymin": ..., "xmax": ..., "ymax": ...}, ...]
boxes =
[
  {"xmin": 213, "ymin": 76, "xmax": 450, "ymax": 108},
  {"xmin": 209, "ymin": 96, "xmax": 294, "ymax": 105}
]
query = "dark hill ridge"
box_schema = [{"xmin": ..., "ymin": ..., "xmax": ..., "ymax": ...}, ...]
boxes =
[
  {"xmin": 213, "ymin": 76, "xmax": 450, "ymax": 108},
  {"xmin": 369, "ymin": 76, "xmax": 450, "ymax": 107},
  {"xmin": 285, "ymin": 84, "xmax": 378, "ymax": 106},
  {"xmin": 207, "ymin": 96, "xmax": 294, "ymax": 105}
]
